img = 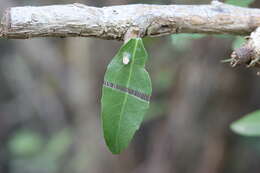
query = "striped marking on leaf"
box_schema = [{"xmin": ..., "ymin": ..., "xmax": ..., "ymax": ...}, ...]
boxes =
[{"xmin": 103, "ymin": 81, "xmax": 150, "ymax": 102}]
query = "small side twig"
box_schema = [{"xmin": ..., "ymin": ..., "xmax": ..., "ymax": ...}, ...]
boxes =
[{"xmin": 227, "ymin": 27, "xmax": 260, "ymax": 74}]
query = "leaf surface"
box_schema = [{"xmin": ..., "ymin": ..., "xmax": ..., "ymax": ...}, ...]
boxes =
[
  {"xmin": 231, "ymin": 110, "xmax": 260, "ymax": 136},
  {"xmin": 101, "ymin": 38, "xmax": 152, "ymax": 154}
]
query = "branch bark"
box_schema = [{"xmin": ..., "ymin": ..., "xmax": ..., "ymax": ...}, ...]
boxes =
[{"xmin": 1, "ymin": 2, "xmax": 260, "ymax": 40}]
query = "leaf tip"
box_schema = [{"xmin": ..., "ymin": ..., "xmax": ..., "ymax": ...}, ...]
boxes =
[
  {"xmin": 230, "ymin": 121, "xmax": 244, "ymax": 135},
  {"xmin": 230, "ymin": 110, "xmax": 260, "ymax": 136},
  {"xmin": 107, "ymin": 145, "xmax": 122, "ymax": 155}
]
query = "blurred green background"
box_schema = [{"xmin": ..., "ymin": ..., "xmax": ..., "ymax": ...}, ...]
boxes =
[{"xmin": 1, "ymin": 0, "xmax": 260, "ymax": 173}]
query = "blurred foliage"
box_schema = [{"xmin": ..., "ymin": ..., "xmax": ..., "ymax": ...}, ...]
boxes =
[
  {"xmin": 145, "ymin": 100, "xmax": 167, "ymax": 121},
  {"xmin": 8, "ymin": 130, "xmax": 44, "ymax": 157},
  {"xmin": 232, "ymin": 37, "xmax": 246, "ymax": 49},
  {"xmin": 231, "ymin": 110, "xmax": 260, "ymax": 136},
  {"xmin": 171, "ymin": 33, "xmax": 248, "ymax": 66},
  {"xmin": 153, "ymin": 69, "xmax": 175, "ymax": 91},
  {"xmin": 45, "ymin": 128, "xmax": 72, "ymax": 158},
  {"xmin": 8, "ymin": 128, "xmax": 72, "ymax": 173},
  {"xmin": 225, "ymin": 0, "xmax": 255, "ymax": 7},
  {"xmin": 171, "ymin": 34, "xmax": 206, "ymax": 52},
  {"xmin": 213, "ymin": 34, "xmax": 234, "ymax": 39},
  {"xmin": 171, "ymin": 33, "xmax": 245, "ymax": 51}
]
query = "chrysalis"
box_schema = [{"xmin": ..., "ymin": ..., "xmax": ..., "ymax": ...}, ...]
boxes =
[{"xmin": 101, "ymin": 38, "xmax": 152, "ymax": 154}]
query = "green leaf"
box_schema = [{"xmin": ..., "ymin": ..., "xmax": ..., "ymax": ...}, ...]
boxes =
[
  {"xmin": 101, "ymin": 38, "xmax": 152, "ymax": 154},
  {"xmin": 225, "ymin": 0, "xmax": 254, "ymax": 7},
  {"xmin": 231, "ymin": 110, "xmax": 260, "ymax": 136}
]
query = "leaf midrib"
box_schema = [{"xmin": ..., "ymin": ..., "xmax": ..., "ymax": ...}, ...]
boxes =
[{"xmin": 115, "ymin": 40, "xmax": 139, "ymax": 152}]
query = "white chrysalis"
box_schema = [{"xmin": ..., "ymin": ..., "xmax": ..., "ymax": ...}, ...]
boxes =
[{"xmin": 123, "ymin": 52, "xmax": 130, "ymax": 65}]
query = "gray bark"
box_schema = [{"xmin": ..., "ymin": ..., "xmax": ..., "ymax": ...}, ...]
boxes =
[{"xmin": 1, "ymin": 2, "xmax": 260, "ymax": 40}]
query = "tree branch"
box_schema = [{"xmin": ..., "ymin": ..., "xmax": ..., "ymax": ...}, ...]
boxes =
[{"xmin": 1, "ymin": 2, "xmax": 260, "ymax": 40}]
